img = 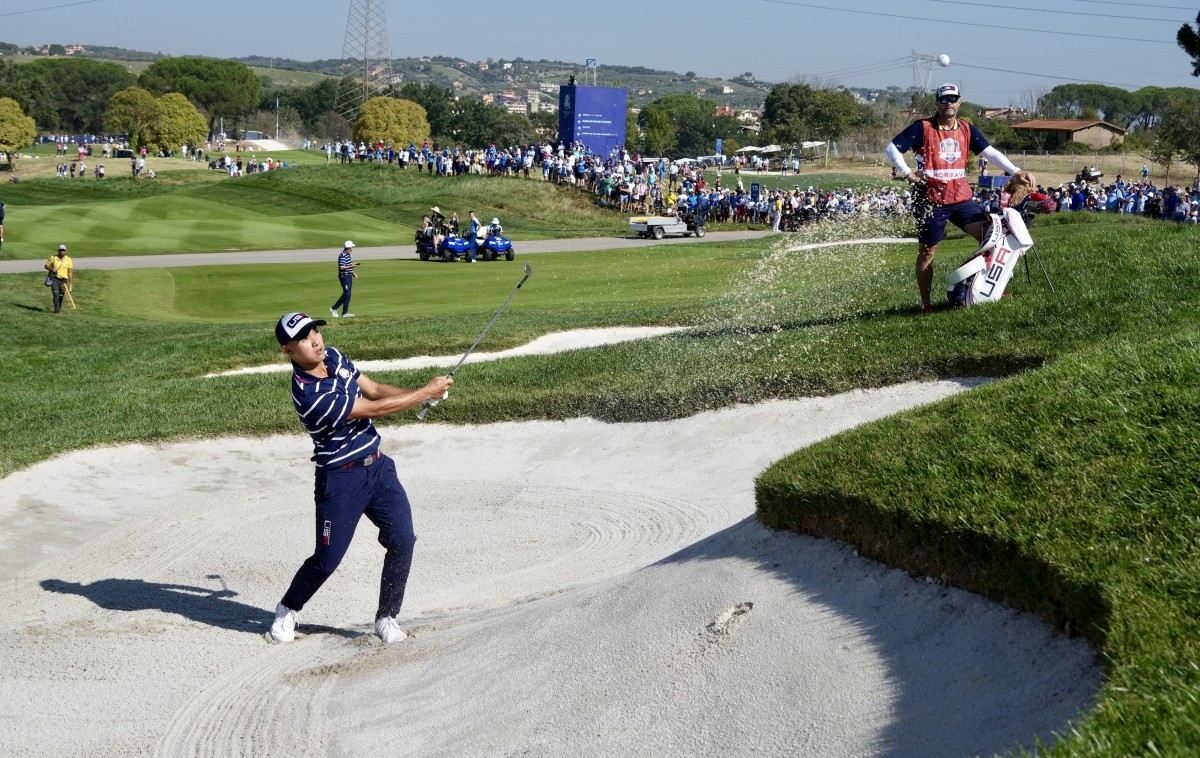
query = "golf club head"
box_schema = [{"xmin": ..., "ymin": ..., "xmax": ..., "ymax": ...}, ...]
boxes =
[{"xmin": 524, "ymin": 262, "xmax": 532, "ymax": 276}]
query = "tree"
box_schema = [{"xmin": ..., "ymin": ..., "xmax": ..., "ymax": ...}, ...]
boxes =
[
  {"xmin": 0, "ymin": 97, "xmax": 37, "ymax": 151},
  {"xmin": 145, "ymin": 92, "xmax": 208, "ymax": 153},
  {"xmin": 105, "ymin": 86, "xmax": 159, "ymax": 149},
  {"xmin": 529, "ymin": 109, "xmax": 558, "ymax": 141},
  {"xmin": 10, "ymin": 58, "xmax": 135, "ymax": 132},
  {"xmin": 454, "ymin": 98, "xmax": 503, "ymax": 146},
  {"xmin": 139, "ymin": 57, "xmax": 262, "ymax": 137},
  {"xmin": 638, "ymin": 94, "xmax": 726, "ymax": 156},
  {"xmin": 763, "ymin": 83, "xmax": 865, "ymax": 149},
  {"xmin": 492, "ymin": 110, "xmax": 538, "ymax": 147},
  {"xmin": 316, "ymin": 111, "xmax": 351, "ymax": 141},
  {"xmin": 352, "ymin": 96, "xmax": 430, "ymax": 146},
  {"xmin": 1178, "ymin": 12, "xmax": 1200, "ymax": 76},
  {"xmin": 642, "ymin": 108, "xmax": 676, "ymax": 157},
  {"xmin": 278, "ymin": 78, "xmax": 337, "ymax": 132},
  {"xmin": 1152, "ymin": 96, "xmax": 1200, "ymax": 182},
  {"xmin": 47, "ymin": 44, "xmax": 66, "ymax": 56},
  {"xmin": 397, "ymin": 82, "xmax": 455, "ymax": 140}
]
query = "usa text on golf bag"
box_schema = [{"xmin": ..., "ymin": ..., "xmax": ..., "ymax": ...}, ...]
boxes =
[{"xmin": 946, "ymin": 207, "xmax": 1034, "ymax": 307}]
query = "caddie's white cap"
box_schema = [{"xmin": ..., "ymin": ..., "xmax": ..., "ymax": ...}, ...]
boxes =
[
  {"xmin": 344, "ymin": 240, "xmax": 355, "ymax": 248},
  {"xmin": 491, "ymin": 218, "xmax": 500, "ymax": 225},
  {"xmin": 936, "ymin": 83, "xmax": 960, "ymax": 99}
]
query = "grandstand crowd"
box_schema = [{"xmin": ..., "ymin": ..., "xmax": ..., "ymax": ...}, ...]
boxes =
[{"xmin": 315, "ymin": 138, "xmax": 1200, "ymax": 227}]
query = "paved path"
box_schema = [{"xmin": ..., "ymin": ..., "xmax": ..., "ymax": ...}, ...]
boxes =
[{"xmin": 0, "ymin": 230, "xmax": 771, "ymax": 273}]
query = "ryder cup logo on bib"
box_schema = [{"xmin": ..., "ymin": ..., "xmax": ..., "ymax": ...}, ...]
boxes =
[
  {"xmin": 938, "ymin": 138, "xmax": 963, "ymax": 164},
  {"xmin": 338, "ymin": 367, "xmax": 352, "ymax": 380}
]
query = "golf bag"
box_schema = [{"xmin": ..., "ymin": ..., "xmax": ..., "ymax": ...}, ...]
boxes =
[{"xmin": 946, "ymin": 207, "xmax": 1034, "ymax": 308}]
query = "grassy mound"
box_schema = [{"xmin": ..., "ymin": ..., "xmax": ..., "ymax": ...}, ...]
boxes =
[{"xmin": 0, "ymin": 164, "xmax": 631, "ymax": 258}]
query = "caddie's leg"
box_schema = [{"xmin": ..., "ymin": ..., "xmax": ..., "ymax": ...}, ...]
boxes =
[
  {"xmin": 916, "ymin": 243, "xmax": 937, "ymax": 307},
  {"xmin": 363, "ymin": 455, "xmax": 416, "ymax": 621},
  {"xmin": 963, "ymin": 219, "xmax": 988, "ymax": 244},
  {"xmin": 281, "ymin": 467, "xmax": 370, "ymax": 612}
]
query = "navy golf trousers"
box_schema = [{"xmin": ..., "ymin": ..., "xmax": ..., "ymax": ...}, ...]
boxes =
[
  {"xmin": 332, "ymin": 273, "xmax": 353, "ymax": 314},
  {"xmin": 281, "ymin": 453, "xmax": 416, "ymax": 621}
]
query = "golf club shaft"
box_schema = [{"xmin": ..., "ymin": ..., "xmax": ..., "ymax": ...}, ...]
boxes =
[{"xmin": 417, "ymin": 263, "xmax": 532, "ymax": 420}]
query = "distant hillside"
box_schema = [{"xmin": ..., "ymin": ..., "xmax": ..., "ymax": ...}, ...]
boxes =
[
  {"xmin": 234, "ymin": 54, "xmax": 772, "ymax": 109},
  {"xmin": 6, "ymin": 42, "xmax": 925, "ymax": 110},
  {"xmin": 3, "ymin": 39, "xmax": 771, "ymax": 108}
]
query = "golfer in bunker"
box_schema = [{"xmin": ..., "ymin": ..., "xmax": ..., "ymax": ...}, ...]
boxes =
[
  {"xmin": 270, "ymin": 312, "xmax": 453, "ymax": 644},
  {"xmin": 887, "ymin": 83, "xmax": 1036, "ymax": 315}
]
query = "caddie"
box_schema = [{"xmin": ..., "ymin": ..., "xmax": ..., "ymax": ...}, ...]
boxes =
[{"xmin": 886, "ymin": 83, "xmax": 1036, "ymax": 315}]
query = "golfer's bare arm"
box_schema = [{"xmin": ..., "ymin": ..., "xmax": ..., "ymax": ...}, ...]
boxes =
[{"xmin": 348, "ymin": 373, "xmax": 453, "ymax": 419}]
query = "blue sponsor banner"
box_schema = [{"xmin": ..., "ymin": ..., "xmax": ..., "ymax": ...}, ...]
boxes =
[
  {"xmin": 558, "ymin": 85, "xmax": 627, "ymax": 156},
  {"xmin": 715, "ymin": 138, "xmax": 723, "ymax": 155},
  {"xmin": 750, "ymin": 182, "xmax": 760, "ymax": 201}
]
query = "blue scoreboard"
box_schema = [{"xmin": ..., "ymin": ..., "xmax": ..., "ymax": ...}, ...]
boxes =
[{"xmin": 558, "ymin": 85, "xmax": 627, "ymax": 156}]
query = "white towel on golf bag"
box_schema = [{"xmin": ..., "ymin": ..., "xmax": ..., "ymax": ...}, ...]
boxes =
[{"xmin": 946, "ymin": 207, "xmax": 1034, "ymax": 307}]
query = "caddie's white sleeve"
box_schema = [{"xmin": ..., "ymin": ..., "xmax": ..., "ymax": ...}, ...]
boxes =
[
  {"xmin": 980, "ymin": 145, "xmax": 1020, "ymax": 176},
  {"xmin": 885, "ymin": 142, "xmax": 912, "ymax": 175}
]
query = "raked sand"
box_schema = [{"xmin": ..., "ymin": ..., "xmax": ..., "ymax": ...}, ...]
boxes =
[{"xmin": 0, "ymin": 330, "xmax": 1102, "ymax": 756}]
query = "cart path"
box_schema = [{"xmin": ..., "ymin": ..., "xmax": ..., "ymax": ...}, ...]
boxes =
[
  {"xmin": 0, "ymin": 231, "xmax": 774, "ymax": 273},
  {"xmin": 0, "ymin": 232, "xmax": 918, "ymax": 273}
]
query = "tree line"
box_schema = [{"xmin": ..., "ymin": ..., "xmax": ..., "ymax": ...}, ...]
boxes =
[{"xmin": 1, "ymin": 52, "xmax": 1199, "ymax": 172}]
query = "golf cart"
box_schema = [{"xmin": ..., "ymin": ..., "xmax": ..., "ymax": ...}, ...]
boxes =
[
  {"xmin": 416, "ymin": 231, "xmax": 472, "ymax": 261},
  {"xmin": 629, "ymin": 210, "xmax": 706, "ymax": 240},
  {"xmin": 480, "ymin": 233, "xmax": 516, "ymax": 261},
  {"xmin": 1076, "ymin": 166, "xmax": 1103, "ymax": 184}
]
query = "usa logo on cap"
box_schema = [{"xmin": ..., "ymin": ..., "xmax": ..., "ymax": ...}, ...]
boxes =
[
  {"xmin": 936, "ymin": 83, "xmax": 960, "ymax": 99},
  {"xmin": 276, "ymin": 311, "xmax": 328, "ymax": 344}
]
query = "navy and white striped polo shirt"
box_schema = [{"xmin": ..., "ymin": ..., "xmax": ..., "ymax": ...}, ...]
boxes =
[
  {"xmin": 337, "ymin": 249, "xmax": 353, "ymax": 276},
  {"xmin": 291, "ymin": 347, "xmax": 379, "ymax": 468}
]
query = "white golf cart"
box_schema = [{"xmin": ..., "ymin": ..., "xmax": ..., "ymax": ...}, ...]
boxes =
[{"xmin": 629, "ymin": 212, "xmax": 706, "ymax": 240}]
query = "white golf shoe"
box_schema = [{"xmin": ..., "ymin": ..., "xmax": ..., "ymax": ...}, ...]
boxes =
[
  {"xmin": 270, "ymin": 603, "xmax": 300, "ymax": 642},
  {"xmin": 329, "ymin": 307, "xmax": 339, "ymax": 318},
  {"xmin": 342, "ymin": 312, "xmax": 355, "ymax": 318},
  {"xmin": 375, "ymin": 616, "xmax": 407, "ymax": 645}
]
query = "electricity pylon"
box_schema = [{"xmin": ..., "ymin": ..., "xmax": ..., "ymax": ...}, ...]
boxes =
[{"xmin": 333, "ymin": 0, "xmax": 395, "ymax": 122}]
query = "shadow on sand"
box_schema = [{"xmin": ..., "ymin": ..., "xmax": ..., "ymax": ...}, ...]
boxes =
[
  {"xmin": 39, "ymin": 577, "xmax": 359, "ymax": 639},
  {"xmin": 657, "ymin": 516, "xmax": 1103, "ymax": 757}
]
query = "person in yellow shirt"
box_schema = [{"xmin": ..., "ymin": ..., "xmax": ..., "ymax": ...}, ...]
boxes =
[{"xmin": 44, "ymin": 244, "xmax": 73, "ymax": 314}]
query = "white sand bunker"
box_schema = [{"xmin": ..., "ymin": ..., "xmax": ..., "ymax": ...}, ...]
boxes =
[
  {"xmin": 209, "ymin": 326, "xmax": 687, "ymax": 377},
  {"xmin": 0, "ymin": 380, "xmax": 1101, "ymax": 756}
]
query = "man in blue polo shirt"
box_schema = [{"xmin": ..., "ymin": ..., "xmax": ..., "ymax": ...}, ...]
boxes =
[
  {"xmin": 330, "ymin": 240, "xmax": 359, "ymax": 318},
  {"xmin": 269, "ymin": 312, "xmax": 453, "ymax": 645}
]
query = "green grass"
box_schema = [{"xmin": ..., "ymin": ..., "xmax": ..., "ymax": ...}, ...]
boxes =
[
  {"xmin": 0, "ymin": 165, "xmax": 640, "ymax": 257},
  {"xmin": 3, "ymin": 167, "xmax": 1199, "ymax": 753},
  {"xmin": 0, "ymin": 161, "xmax": 917, "ymax": 259}
]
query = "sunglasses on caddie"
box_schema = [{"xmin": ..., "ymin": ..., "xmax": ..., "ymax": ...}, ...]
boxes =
[{"xmin": 938, "ymin": 96, "xmax": 960, "ymax": 104}]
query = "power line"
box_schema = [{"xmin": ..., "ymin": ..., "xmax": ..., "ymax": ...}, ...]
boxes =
[
  {"xmin": 1063, "ymin": 0, "xmax": 1197, "ymax": 10},
  {"xmin": 0, "ymin": 0, "xmax": 99, "ymax": 18},
  {"xmin": 951, "ymin": 60, "xmax": 1151, "ymax": 91},
  {"xmin": 751, "ymin": 0, "xmax": 1177, "ymax": 45},
  {"xmin": 926, "ymin": 0, "xmax": 1187, "ymax": 23}
]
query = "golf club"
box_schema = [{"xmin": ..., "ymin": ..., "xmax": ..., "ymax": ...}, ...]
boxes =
[
  {"xmin": 63, "ymin": 286, "xmax": 76, "ymax": 309},
  {"xmin": 416, "ymin": 262, "xmax": 533, "ymax": 420}
]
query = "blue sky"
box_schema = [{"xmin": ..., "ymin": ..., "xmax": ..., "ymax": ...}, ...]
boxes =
[{"xmin": 4, "ymin": 0, "xmax": 1198, "ymax": 104}]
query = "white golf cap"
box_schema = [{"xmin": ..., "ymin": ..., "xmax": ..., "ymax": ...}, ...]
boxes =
[
  {"xmin": 344, "ymin": 240, "xmax": 355, "ymax": 248},
  {"xmin": 936, "ymin": 83, "xmax": 960, "ymax": 99},
  {"xmin": 58, "ymin": 244, "xmax": 67, "ymax": 251},
  {"xmin": 491, "ymin": 218, "xmax": 499, "ymax": 225}
]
